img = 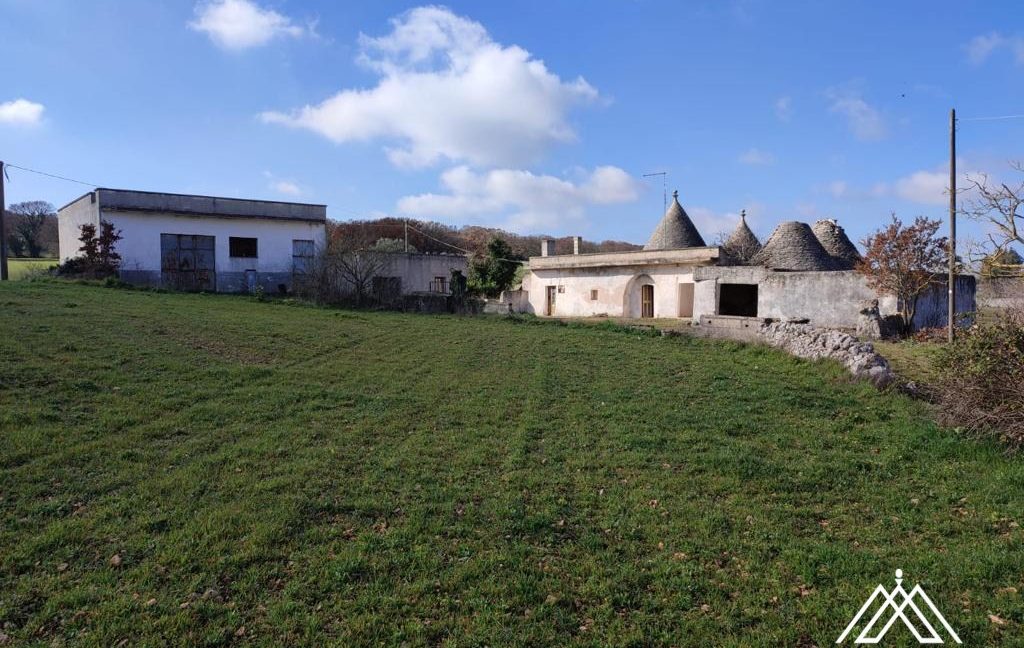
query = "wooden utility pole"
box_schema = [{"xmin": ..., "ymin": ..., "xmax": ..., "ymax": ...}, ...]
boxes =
[
  {"xmin": 947, "ymin": 109, "xmax": 956, "ymax": 343},
  {"xmin": 0, "ymin": 160, "xmax": 8, "ymax": 281}
]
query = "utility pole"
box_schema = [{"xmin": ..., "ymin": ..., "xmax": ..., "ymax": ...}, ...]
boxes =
[
  {"xmin": 404, "ymin": 218, "xmax": 409, "ymax": 253},
  {"xmin": 947, "ymin": 109, "xmax": 956, "ymax": 343},
  {"xmin": 0, "ymin": 160, "xmax": 8, "ymax": 281}
]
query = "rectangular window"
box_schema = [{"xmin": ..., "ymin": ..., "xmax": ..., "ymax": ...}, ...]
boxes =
[
  {"xmin": 229, "ymin": 237, "xmax": 258, "ymax": 258},
  {"xmin": 718, "ymin": 283, "xmax": 758, "ymax": 317},
  {"xmin": 590, "ymin": 289, "xmax": 599, "ymax": 301},
  {"xmin": 430, "ymin": 275, "xmax": 449, "ymax": 293},
  {"xmin": 292, "ymin": 239, "xmax": 315, "ymax": 274},
  {"xmin": 557, "ymin": 285, "xmax": 565, "ymax": 293}
]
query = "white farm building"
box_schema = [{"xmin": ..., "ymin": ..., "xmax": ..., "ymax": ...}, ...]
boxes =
[
  {"xmin": 58, "ymin": 189, "xmax": 327, "ymax": 293},
  {"xmin": 517, "ymin": 190, "xmax": 975, "ymax": 332}
]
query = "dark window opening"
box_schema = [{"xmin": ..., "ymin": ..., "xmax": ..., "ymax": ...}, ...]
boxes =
[
  {"xmin": 718, "ymin": 283, "xmax": 758, "ymax": 317},
  {"xmin": 229, "ymin": 237, "xmax": 258, "ymax": 258},
  {"xmin": 590, "ymin": 289, "xmax": 599, "ymax": 301},
  {"xmin": 373, "ymin": 276, "xmax": 402, "ymax": 302}
]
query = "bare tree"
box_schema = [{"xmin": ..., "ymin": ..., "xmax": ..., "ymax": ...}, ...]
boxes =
[
  {"xmin": 964, "ymin": 162, "xmax": 1024, "ymax": 263},
  {"xmin": 330, "ymin": 233, "xmax": 392, "ymax": 306},
  {"xmin": 294, "ymin": 230, "xmax": 392, "ymax": 307}
]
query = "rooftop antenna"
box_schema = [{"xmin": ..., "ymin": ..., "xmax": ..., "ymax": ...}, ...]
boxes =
[{"xmin": 642, "ymin": 171, "xmax": 667, "ymax": 213}]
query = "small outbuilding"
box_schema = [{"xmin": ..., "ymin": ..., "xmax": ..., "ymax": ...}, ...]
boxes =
[{"xmin": 58, "ymin": 188, "xmax": 327, "ymax": 293}]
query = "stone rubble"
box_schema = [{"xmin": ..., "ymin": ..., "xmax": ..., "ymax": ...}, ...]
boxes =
[{"xmin": 759, "ymin": 321, "xmax": 895, "ymax": 387}]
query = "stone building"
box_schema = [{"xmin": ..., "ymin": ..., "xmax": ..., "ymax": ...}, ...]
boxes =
[{"xmin": 516, "ymin": 190, "xmax": 975, "ymax": 331}]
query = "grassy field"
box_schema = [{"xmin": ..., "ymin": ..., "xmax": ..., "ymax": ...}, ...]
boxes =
[
  {"xmin": 2, "ymin": 281, "xmax": 1023, "ymax": 646},
  {"xmin": 6, "ymin": 258, "xmax": 59, "ymax": 281}
]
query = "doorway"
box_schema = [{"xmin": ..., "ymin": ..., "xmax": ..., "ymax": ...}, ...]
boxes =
[
  {"xmin": 641, "ymin": 284, "xmax": 654, "ymax": 318},
  {"xmin": 546, "ymin": 285, "xmax": 556, "ymax": 316},
  {"xmin": 678, "ymin": 282, "xmax": 694, "ymax": 318}
]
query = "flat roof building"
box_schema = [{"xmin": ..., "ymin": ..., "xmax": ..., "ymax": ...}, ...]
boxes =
[{"xmin": 58, "ymin": 188, "xmax": 327, "ymax": 293}]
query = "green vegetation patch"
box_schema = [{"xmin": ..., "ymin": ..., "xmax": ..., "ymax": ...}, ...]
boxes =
[{"xmin": 1, "ymin": 282, "xmax": 1023, "ymax": 646}]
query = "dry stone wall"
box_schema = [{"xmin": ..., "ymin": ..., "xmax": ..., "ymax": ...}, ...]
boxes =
[{"xmin": 759, "ymin": 321, "xmax": 895, "ymax": 387}]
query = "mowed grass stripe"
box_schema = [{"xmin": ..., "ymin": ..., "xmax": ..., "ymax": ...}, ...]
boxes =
[{"xmin": 1, "ymin": 280, "xmax": 1023, "ymax": 646}]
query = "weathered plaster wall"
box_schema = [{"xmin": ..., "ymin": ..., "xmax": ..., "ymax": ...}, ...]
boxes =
[
  {"xmin": 378, "ymin": 253, "xmax": 469, "ymax": 295},
  {"xmin": 57, "ymin": 193, "xmax": 100, "ymax": 261},
  {"xmin": 693, "ymin": 267, "xmax": 976, "ymax": 330},
  {"xmin": 99, "ymin": 210, "xmax": 325, "ymax": 292},
  {"xmin": 522, "ymin": 265, "xmax": 698, "ymax": 318}
]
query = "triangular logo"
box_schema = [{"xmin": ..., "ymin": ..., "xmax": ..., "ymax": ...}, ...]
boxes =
[{"xmin": 836, "ymin": 570, "xmax": 961, "ymax": 644}]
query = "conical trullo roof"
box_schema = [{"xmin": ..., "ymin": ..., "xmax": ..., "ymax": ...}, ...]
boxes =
[
  {"xmin": 811, "ymin": 219, "xmax": 861, "ymax": 270},
  {"xmin": 644, "ymin": 190, "xmax": 706, "ymax": 250},
  {"xmin": 721, "ymin": 210, "xmax": 762, "ymax": 264},
  {"xmin": 751, "ymin": 221, "xmax": 835, "ymax": 271}
]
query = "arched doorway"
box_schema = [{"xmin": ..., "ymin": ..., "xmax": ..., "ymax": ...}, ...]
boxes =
[{"xmin": 623, "ymin": 274, "xmax": 655, "ymax": 318}]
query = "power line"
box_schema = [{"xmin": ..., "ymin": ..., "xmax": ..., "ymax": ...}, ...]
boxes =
[
  {"xmin": 3, "ymin": 163, "xmax": 98, "ymax": 188},
  {"xmin": 960, "ymin": 114, "xmax": 1024, "ymax": 122}
]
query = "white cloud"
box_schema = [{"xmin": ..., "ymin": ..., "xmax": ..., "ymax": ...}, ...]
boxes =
[
  {"xmin": 965, "ymin": 32, "xmax": 1006, "ymax": 64},
  {"xmin": 260, "ymin": 6, "xmax": 598, "ymax": 168},
  {"xmin": 825, "ymin": 84, "xmax": 886, "ymax": 141},
  {"xmin": 396, "ymin": 165, "xmax": 638, "ymax": 231},
  {"xmin": 272, "ymin": 180, "xmax": 302, "ymax": 196},
  {"xmin": 689, "ymin": 202, "xmax": 765, "ymax": 242},
  {"xmin": 0, "ymin": 98, "xmax": 45, "ymax": 126},
  {"xmin": 774, "ymin": 96, "xmax": 792, "ymax": 122},
  {"xmin": 263, "ymin": 171, "xmax": 303, "ymax": 196},
  {"xmin": 190, "ymin": 0, "xmax": 308, "ymax": 50},
  {"xmin": 827, "ymin": 180, "xmax": 848, "ymax": 199},
  {"xmin": 964, "ymin": 31, "xmax": 1024, "ymax": 65},
  {"xmin": 738, "ymin": 148, "xmax": 775, "ymax": 166}
]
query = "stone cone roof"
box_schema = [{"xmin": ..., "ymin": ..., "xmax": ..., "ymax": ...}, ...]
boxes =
[
  {"xmin": 644, "ymin": 191, "xmax": 706, "ymax": 250},
  {"xmin": 721, "ymin": 210, "xmax": 761, "ymax": 263},
  {"xmin": 811, "ymin": 219, "xmax": 861, "ymax": 270},
  {"xmin": 751, "ymin": 221, "xmax": 836, "ymax": 271}
]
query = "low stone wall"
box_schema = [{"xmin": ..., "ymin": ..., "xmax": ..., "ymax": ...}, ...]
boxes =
[{"xmin": 759, "ymin": 321, "xmax": 894, "ymax": 387}]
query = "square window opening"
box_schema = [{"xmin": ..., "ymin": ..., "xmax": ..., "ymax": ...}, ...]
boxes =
[
  {"xmin": 718, "ymin": 283, "xmax": 758, "ymax": 317},
  {"xmin": 229, "ymin": 237, "xmax": 258, "ymax": 258}
]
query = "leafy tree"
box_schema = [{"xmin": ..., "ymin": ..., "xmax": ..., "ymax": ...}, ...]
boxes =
[
  {"xmin": 468, "ymin": 237, "xmax": 522, "ymax": 297},
  {"xmin": 371, "ymin": 237, "xmax": 416, "ymax": 253},
  {"xmin": 8, "ymin": 201, "xmax": 55, "ymax": 257},
  {"xmin": 63, "ymin": 220, "xmax": 123, "ymax": 277},
  {"xmin": 856, "ymin": 214, "xmax": 948, "ymax": 335},
  {"xmin": 980, "ymin": 248, "xmax": 1023, "ymax": 278}
]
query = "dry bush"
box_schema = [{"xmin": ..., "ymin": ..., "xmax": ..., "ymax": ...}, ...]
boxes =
[{"xmin": 934, "ymin": 308, "xmax": 1024, "ymax": 449}]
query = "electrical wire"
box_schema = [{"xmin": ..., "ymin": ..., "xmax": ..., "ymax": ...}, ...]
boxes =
[{"xmin": 3, "ymin": 163, "xmax": 98, "ymax": 187}]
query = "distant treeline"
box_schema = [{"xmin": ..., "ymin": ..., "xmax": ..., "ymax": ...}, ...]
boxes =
[{"xmin": 328, "ymin": 217, "xmax": 641, "ymax": 258}]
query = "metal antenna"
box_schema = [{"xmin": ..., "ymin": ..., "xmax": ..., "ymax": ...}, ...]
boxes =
[{"xmin": 642, "ymin": 171, "xmax": 667, "ymax": 212}]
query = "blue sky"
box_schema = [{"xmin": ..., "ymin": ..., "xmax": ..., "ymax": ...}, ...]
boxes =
[{"xmin": 1, "ymin": 0, "xmax": 1022, "ymax": 248}]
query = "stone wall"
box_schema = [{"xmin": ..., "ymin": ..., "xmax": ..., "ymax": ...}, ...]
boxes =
[{"xmin": 759, "ymin": 321, "xmax": 894, "ymax": 387}]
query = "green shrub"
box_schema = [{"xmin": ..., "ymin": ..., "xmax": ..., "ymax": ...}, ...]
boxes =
[{"xmin": 934, "ymin": 309, "xmax": 1024, "ymax": 449}]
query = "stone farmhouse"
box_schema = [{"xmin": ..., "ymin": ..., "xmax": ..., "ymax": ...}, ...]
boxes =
[{"xmin": 517, "ymin": 190, "xmax": 975, "ymax": 332}]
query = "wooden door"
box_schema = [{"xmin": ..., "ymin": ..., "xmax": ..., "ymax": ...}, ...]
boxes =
[
  {"xmin": 546, "ymin": 286, "xmax": 556, "ymax": 316},
  {"xmin": 679, "ymin": 282, "xmax": 694, "ymax": 318},
  {"xmin": 641, "ymin": 284, "xmax": 654, "ymax": 318}
]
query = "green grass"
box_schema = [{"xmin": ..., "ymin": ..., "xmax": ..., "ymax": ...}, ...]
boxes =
[
  {"xmin": 2, "ymin": 281, "xmax": 1023, "ymax": 646},
  {"xmin": 6, "ymin": 258, "xmax": 59, "ymax": 280}
]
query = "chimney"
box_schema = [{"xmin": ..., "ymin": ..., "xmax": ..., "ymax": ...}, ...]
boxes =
[
  {"xmin": 572, "ymin": 236, "xmax": 582, "ymax": 255},
  {"xmin": 541, "ymin": 239, "xmax": 555, "ymax": 257}
]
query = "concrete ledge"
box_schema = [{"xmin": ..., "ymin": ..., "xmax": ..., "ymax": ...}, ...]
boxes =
[{"xmin": 529, "ymin": 247, "xmax": 720, "ymax": 270}]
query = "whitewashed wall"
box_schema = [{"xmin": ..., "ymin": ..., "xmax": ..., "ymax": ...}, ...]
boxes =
[
  {"xmin": 105, "ymin": 210, "xmax": 325, "ymax": 275},
  {"xmin": 57, "ymin": 194, "xmax": 100, "ymax": 261},
  {"xmin": 522, "ymin": 265, "xmax": 698, "ymax": 318}
]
